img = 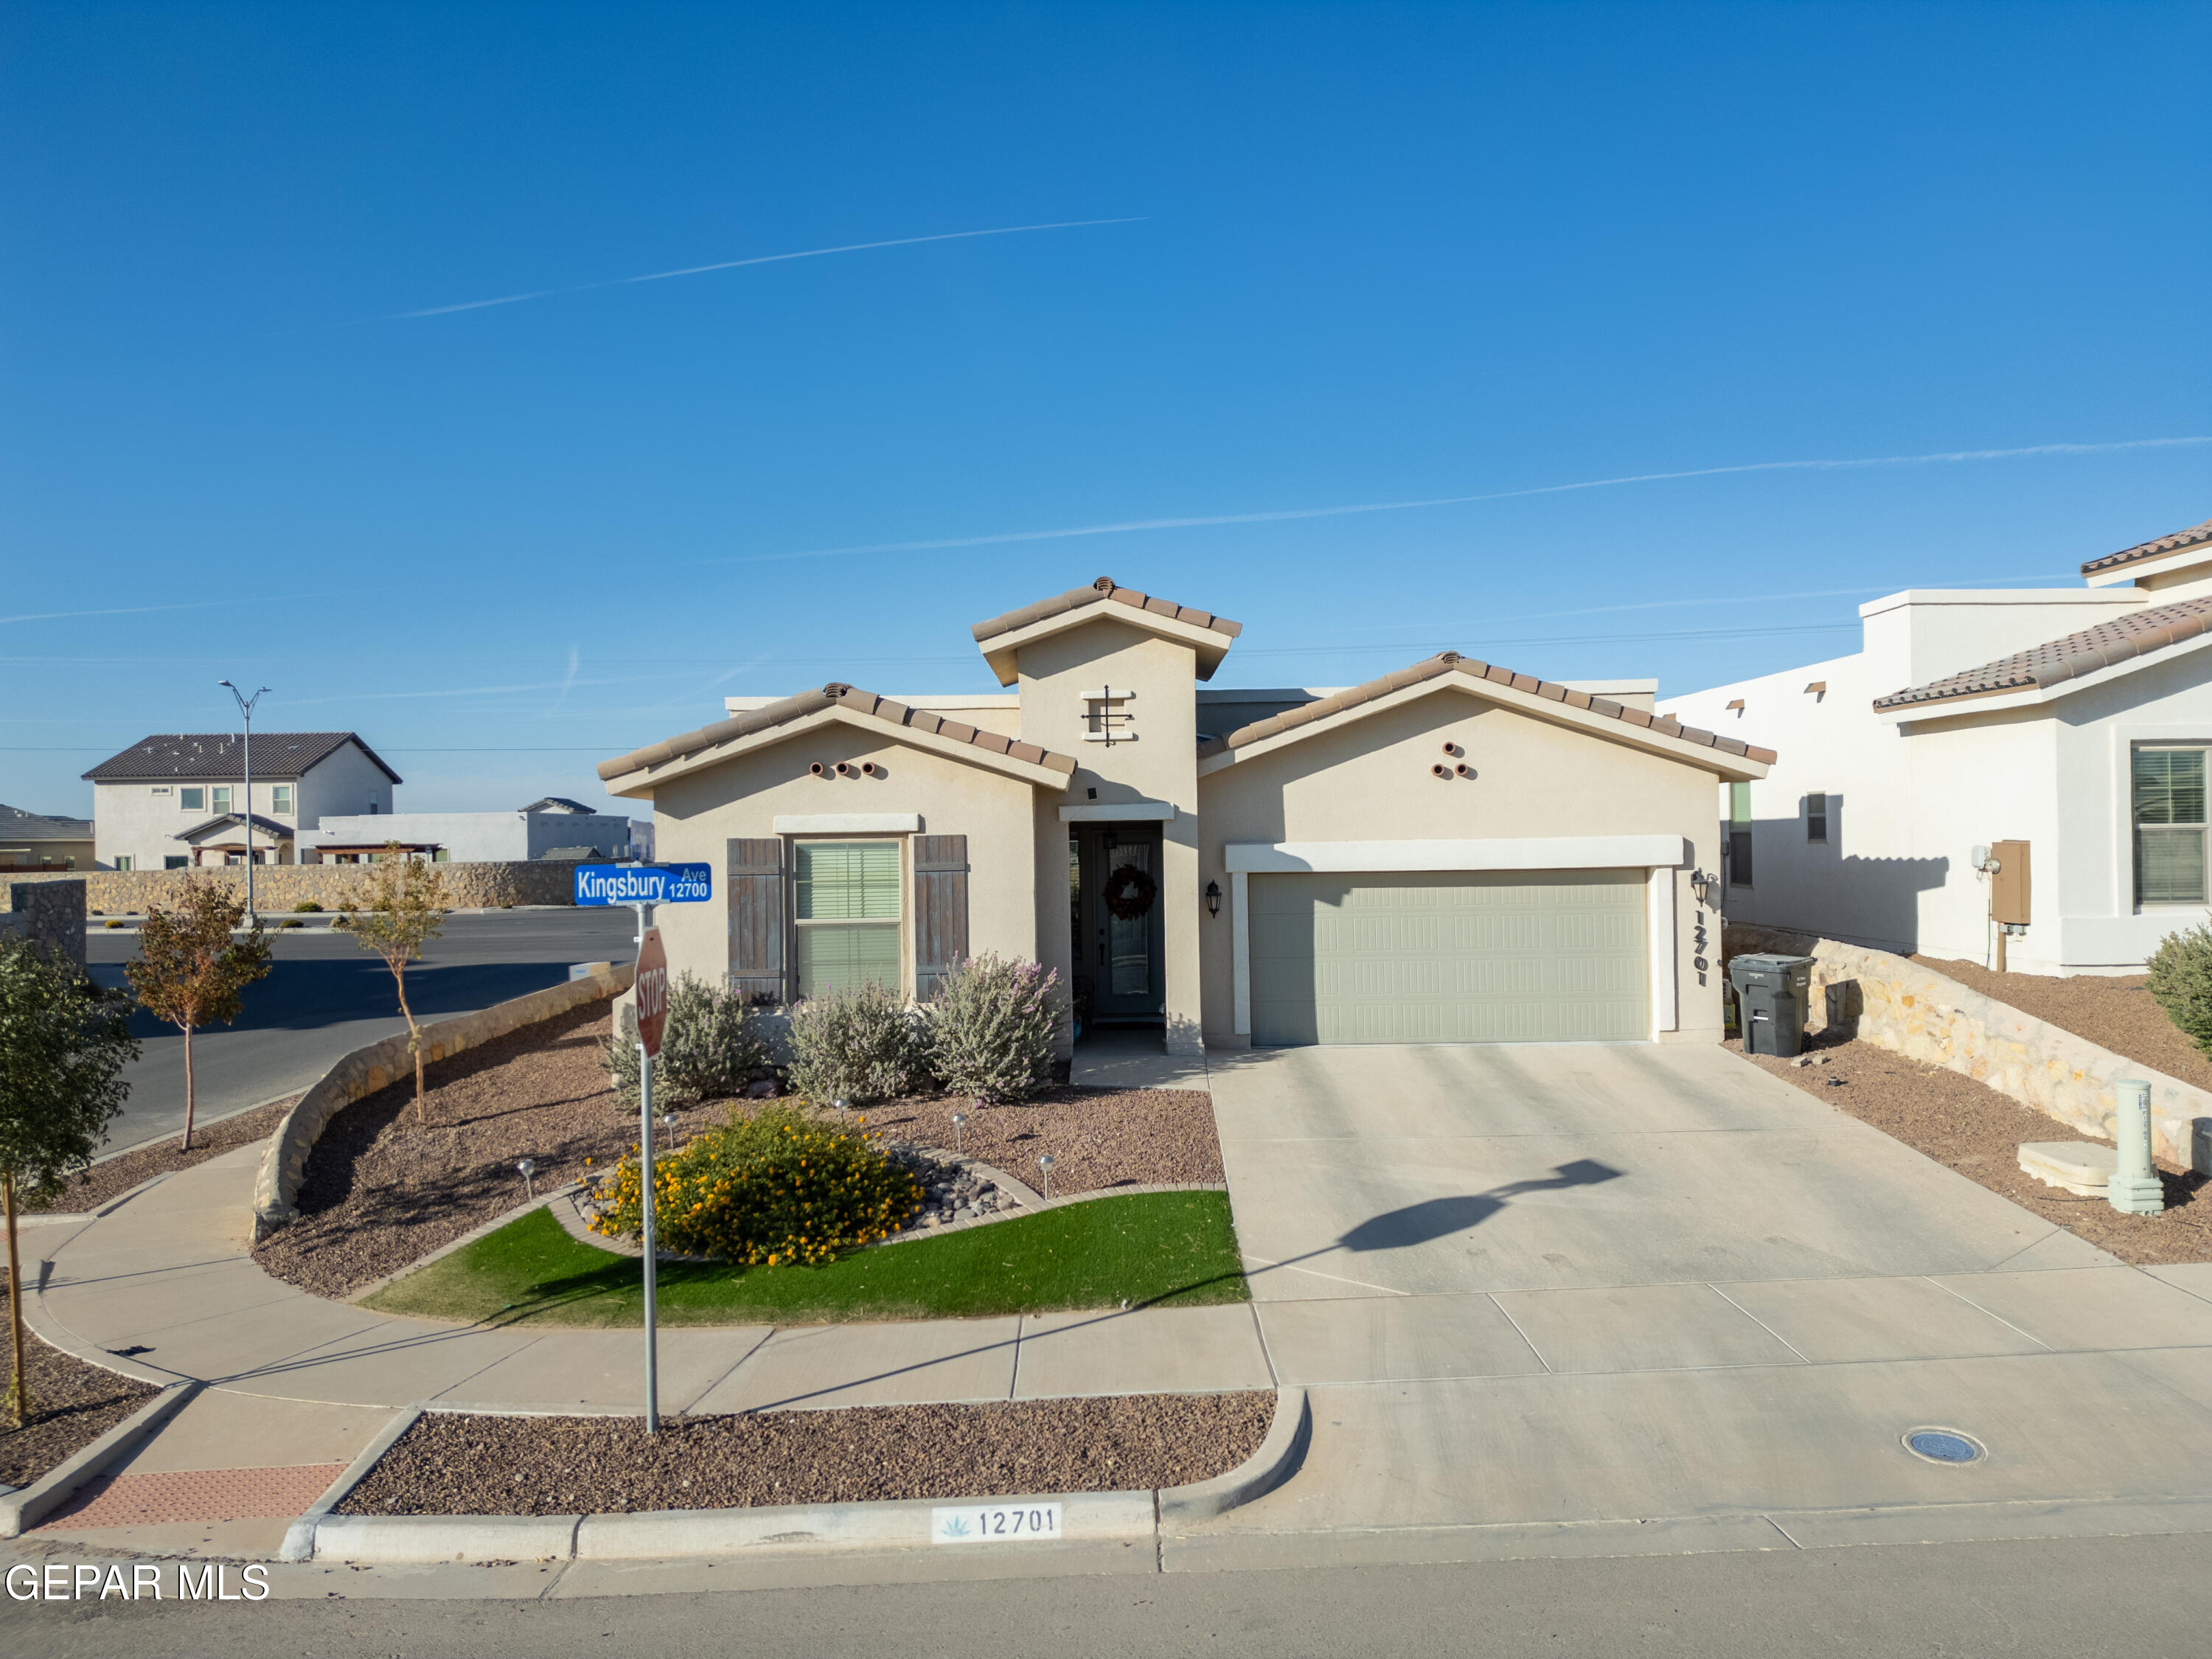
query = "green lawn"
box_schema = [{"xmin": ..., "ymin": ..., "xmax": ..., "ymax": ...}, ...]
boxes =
[{"xmin": 365, "ymin": 1192, "xmax": 1249, "ymax": 1326}]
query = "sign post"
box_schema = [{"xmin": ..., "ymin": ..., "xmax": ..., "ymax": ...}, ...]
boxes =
[
  {"xmin": 633, "ymin": 924, "xmax": 669, "ymax": 1433},
  {"xmin": 574, "ymin": 865, "xmax": 710, "ymax": 1435}
]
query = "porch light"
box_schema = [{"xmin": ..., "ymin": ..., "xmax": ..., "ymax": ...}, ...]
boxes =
[{"xmin": 1205, "ymin": 880, "xmax": 1221, "ymax": 917}]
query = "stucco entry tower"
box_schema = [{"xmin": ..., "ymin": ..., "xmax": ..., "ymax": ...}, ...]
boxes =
[{"xmin": 975, "ymin": 579, "xmax": 1240, "ymax": 1057}]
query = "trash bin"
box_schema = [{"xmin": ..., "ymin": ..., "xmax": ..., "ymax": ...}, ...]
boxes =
[{"xmin": 1728, "ymin": 953, "xmax": 1815, "ymax": 1058}]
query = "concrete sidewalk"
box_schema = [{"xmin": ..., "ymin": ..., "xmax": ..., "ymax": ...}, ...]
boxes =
[{"xmin": 22, "ymin": 1141, "xmax": 1273, "ymax": 1559}]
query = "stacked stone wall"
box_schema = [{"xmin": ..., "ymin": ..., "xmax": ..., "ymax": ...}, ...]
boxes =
[
  {"xmin": 1727, "ymin": 922, "xmax": 2212, "ymax": 1175},
  {"xmin": 1, "ymin": 877, "xmax": 87, "ymax": 974},
  {"xmin": 0, "ymin": 861, "xmax": 577, "ymax": 914}
]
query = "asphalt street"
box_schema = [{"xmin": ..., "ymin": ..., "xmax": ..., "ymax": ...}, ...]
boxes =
[
  {"xmin": 84, "ymin": 908, "xmax": 644, "ymax": 1152},
  {"xmin": 7, "ymin": 1534, "xmax": 2211, "ymax": 1658}
]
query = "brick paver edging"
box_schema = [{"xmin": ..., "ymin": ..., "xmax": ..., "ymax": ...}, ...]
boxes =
[
  {"xmin": 283, "ymin": 1385, "xmax": 1310, "ymax": 1564},
  {"xmin": 251, "ymin": 964, "xmax": 634, "ymax": 1237}
]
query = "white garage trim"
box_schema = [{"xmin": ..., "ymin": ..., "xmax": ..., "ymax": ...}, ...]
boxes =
[
  {"xmin": 1224, "ymin": 835, "xmax": 1688, "ymax": 874},
  {"xmin": 771, "ymin": 813, "xmax": 922, "ymax": 834},
  {"xmin": 1232, "ymin": 871, "xmax": 1251, "ymax": 1036},
  {"xmin": 1649, "ymin": 867, "xmax": 1677, "ymax": 1035}
]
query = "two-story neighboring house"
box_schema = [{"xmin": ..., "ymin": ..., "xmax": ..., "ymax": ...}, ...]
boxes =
[
  {"xmin": 597, "ymin": 577, "xmax": 1770, "ymax": 1057},
  {"xmin": 83, "ymin": 732, "xmax": 400, "ymax": 871},
  {"xmin": 1662, "ymin": 514, "xmax": 2212, "ymax": 975}
]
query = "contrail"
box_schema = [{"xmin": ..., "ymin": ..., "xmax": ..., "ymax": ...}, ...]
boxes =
[
  {"xmin": 0, "ymin": 591, "xmax": 350, "ymax": 627},
  {"xmin": 700, "ymin": 435, "xmax": 2212, "ymax": 566},
  {"xmin": 369, "ymin": 218, "xmax": 1148, "ymax": 322}
]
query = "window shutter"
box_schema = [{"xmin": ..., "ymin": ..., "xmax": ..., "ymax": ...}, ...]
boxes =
[
  {"xmin": 913, "ymin": 835, "xmax": 969, "ymax": 1001},
  {"xmin": 727, "ymin": 838, "xmax": 787, "ymax": 1003}
]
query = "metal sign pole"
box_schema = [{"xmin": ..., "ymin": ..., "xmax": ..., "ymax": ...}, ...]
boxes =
[{"xmin": 635, "ymin": 898, "xmax": 660, "ymax": 1433}]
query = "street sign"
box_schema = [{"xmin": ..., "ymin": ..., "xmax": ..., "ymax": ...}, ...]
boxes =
[
  {"xmin": 634, "ymin": 926, "xmax": 669, "ymax": 1061},
  {"xmin": 573, "ymin": 863, "xmax": 712, "ymax": 906}
]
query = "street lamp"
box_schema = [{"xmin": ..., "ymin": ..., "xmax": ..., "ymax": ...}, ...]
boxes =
[{"xmin": 219, "ymin": 681, "xmax": 271, "ymax": 922}]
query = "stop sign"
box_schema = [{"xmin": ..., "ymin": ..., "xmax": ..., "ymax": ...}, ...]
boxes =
[{"xmin": 633, "ymin": 926, "xmax": 669, "ymax": 1060}]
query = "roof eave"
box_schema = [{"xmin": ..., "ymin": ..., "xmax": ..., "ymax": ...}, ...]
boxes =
[{"xmin": 599, "ymin": 704, "xmax": 1076, "ymax": 796}]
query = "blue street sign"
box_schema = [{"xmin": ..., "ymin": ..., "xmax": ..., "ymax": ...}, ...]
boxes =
[{"xmin": 573, "ymin": 863, "xmax": 712, "ymax": 906}]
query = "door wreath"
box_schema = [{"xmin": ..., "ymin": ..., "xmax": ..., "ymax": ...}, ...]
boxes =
[{"xmin": 1103, "ymin": 863, "xmax": 1158, "ymax": 920}]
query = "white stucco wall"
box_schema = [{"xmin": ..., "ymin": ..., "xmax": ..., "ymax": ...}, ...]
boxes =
[{"xmin": 92, "ymin": 741, "xmax": 395, "ymax": 869}]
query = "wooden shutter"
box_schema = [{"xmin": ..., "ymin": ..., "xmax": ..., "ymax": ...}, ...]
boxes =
[
  {"xmin": 912, "ymin": 834, "xmax": 969, "ymax": 1001},
  {"xmin": 727, "ymin": 838, "xmax": 787, "ymax": 1004}
]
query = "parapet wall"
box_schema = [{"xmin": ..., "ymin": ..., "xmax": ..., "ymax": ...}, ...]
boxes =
[
  {"xmin": 1728, "ymin": 923, "xmax": 2212, "ymax": 1175},
  {"xmin": 0, "ymin": 861, "xmax": 578, "ymax": 914}
]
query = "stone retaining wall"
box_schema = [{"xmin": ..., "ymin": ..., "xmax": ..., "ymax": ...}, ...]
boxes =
[
  {"xmin": 1728, "ymin": 923, "xmax": 2212, "ymax": 1175},
  {"xmin": 251, "ymin": 962, "xmax": 634, "ymax": 1236},
  {"xmin": 1, "ymin": 861, "xmax": 579, "ymax": 914},
  {"xmin": 1, "ymin": 877, "xmax": 86, "ymax": 974}
]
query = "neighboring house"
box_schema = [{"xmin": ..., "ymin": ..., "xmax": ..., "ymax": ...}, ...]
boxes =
[
  {"xmin": 82, "ymin": 733, "xmax": 400, "ymax": 871},
  {"xmin": 301, "ymin": 801, "xmax": 638, "ymax": 863},
  {"xmin": 598, "ymin": 577, "xmax": 1769, "ymax": 1055},
  {"xmin": 0, "ymin": 804, "xmax": 95, "ymax": 871},
  {"xmin": 1662, "ymin": 514, "xmax": 2212, "ymax": 975}
]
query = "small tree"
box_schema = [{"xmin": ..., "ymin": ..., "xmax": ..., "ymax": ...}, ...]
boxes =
[
  {"xmin": 126, "ymin": 875, "xmax": 272, "ymax": 1151},
  {"xmin": 337, "ymin": 847, "xmax": 448, "ymax": 1125},
  {"xmin": 0, "ymin": 939, "xmax": 137, "ymax": 1427}
]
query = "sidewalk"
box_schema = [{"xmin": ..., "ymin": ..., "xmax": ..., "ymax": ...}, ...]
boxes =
[{"xmin": 21, "ymin": 1141, "xmax": 1274, "ymax": 1559}]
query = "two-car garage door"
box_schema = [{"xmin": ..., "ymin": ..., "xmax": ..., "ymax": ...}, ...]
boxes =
[{"xmin": 1247, "ymin": 869, "xmax": 1649, "ymax": 1046}]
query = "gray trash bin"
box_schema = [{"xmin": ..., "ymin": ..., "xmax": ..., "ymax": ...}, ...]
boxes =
[{"xmin": 1728, "ymin": 953, "xmax": 1815, "ymax": 1058}]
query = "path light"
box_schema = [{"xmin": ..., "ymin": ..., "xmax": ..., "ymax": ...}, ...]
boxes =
[
  {"xmin": 833, "ymin": 1096, "xmax": 850, "ymax": 1124},
  {"xmin": 1037, "ymin": 1153, "xmax": 1055, "ymax": 1200},
  {"xmin": 950, "ymin": 1111, "xmax": 967, "ymax": 1156},
  {"xmin": 660, "ymin": 1111, "xmax": 676, "ymax": 1149},
  {"xmin": 517, "ymin": 1158, "xmax": 536, "ymax": 1199}
]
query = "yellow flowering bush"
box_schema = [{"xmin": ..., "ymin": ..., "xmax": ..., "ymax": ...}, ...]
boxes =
[{"xmin": 587, "ymin": 1105, "xmax": 921, "ymax": 1267}]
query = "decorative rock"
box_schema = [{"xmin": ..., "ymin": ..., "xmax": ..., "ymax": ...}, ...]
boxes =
[{"xmin": 2018, "ymin": 1140, "xmax": 2118, "ymax": 1197}]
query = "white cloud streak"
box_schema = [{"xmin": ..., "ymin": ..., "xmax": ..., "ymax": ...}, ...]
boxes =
[
  {"xmin": 700, "ymin": 435, "xmax": 2212, "ymax": 567},
  {"xmin": 368, "ymin": 218, "xmax": 1148, "ymax": 323},
  {"xmin": 0, "ymin": 591, "xmax": 351, "ymax": 627}
]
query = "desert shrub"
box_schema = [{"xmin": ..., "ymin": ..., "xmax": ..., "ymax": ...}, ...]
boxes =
[
  {"xmin": 787, "ymin": 981, "xmax": 928, "ymax": 1105},
  {"xmin": 927, "ymin": 953, "xmax": 1063, "ymax": 1104},
  {"xmin": 2148, "ymin": 923, "xmax": 2212, "ymax": 1056},
  {"xmin": 603, "ymin": 973, "xmax": 769, "ymax": 1107},
  {"xmin": 588, "ymin": 1104, "xmax": 919, "ymax": 1265},
  {"xmin": 292, "ymin": 900, "xmax": 323, "ymax": 913}
]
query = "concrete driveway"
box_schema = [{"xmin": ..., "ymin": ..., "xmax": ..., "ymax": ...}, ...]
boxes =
[{"xmin": 1189, "ymin": 1041, "xmax": 2212, "ymax": 1568}]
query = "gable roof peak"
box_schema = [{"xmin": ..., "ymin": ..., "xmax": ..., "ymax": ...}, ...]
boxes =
[{"xmin": 969, "ymin": 580, "xmax": 1242, "ymax": 685}]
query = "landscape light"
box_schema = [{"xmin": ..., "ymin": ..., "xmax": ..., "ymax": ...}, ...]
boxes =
[
  {"xmin": 517, "ymin": 1158, "xmax": 536, "ymax": 1198},
  {"xmin": 1037, "ymin": 1152, "xmax": 1055, "ymax": 1200},
  {"xmin": 950, "ymin": 1111, "xmax": 967, "ymax": 1155}
]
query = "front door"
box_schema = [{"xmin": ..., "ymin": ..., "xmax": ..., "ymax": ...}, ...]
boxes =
[{"xmin": 1074, "ymin": 825, "xmax": 1166, "ymax": 1024}]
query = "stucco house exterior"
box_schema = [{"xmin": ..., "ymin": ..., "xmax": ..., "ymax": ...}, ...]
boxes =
[
  {"xmin": 0, "ymin": 804, "xmax": 95, "ymax": 871},
  {"xmin": 83, "ymin": 732, "xmax": 399, "ymax": 872},
  {"xmin": 597, "ymin": 578, "xmax": 1772, "ymax": 1055},
  {"xmin": 301, "ymin": 799, "xmax": 637, "ymax": 864},
  {"xmin": 1662, "ymin": 514, "xmax": 2212, "ymax": 975}
]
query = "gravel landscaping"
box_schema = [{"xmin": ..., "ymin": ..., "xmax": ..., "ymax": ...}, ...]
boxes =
[
  {"xmin": 866, "ymin": 1086, "xmax": 1222, "ymax": 1196},
  {"xmin": 254, "ymin": 1003, "xmax": 663, "ymax": 1300},
  {"xmin": 335, "ymin": 1391, "xmax": 1275, "ymax": 1516},
  {"xmin": 0, "ymin": 1335, "xmax": 157, "ymax": 1492},
  {"xmin": 21, "ymin": 1093, "xmax": 301, "ymax": 1215},
  {"xmin": 1733, "ymin": 1035, "xmax": 2211, "ymax": 1265}
]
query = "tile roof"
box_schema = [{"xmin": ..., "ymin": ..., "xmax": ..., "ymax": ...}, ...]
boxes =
[
  {"xmin": 1873, "ymin": 594, "xmax": 2212, "ymax": 711},
  {"xmin": 82, "ymin": 732, "xmax": 400, "ymax": 785},
  {"xmin": 1198, "ymin": 652, "xmax": 1776, "ymax": 765},
  {"xmin": 2079, "ymin": 515, "xmax": 2212, "ymax": 576},
  {"xmin": 0, "ymin": 804, "xmax": 93, "ymax": 838},
  {"xmin": 598, "ymin": 683, "xmax": 1079, "ymax": 783},
  {"xmin": 970, "ymin": 577, "xmax": 1242, "ymax": 644}
]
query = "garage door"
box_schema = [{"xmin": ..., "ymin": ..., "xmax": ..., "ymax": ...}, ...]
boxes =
[{"xmin": 1248, "ymin": 869, "xmax": 1649, "ymax": 1046}]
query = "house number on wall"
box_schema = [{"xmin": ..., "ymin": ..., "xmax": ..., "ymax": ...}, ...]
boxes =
[{"xmin": 1084, "ymin": 686, "xmax": 1135, "ymax": 745}]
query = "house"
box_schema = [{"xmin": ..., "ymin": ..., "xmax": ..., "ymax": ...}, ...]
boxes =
[
  {"xmin": 596, "ymin": 577, "xmax": 1770, "ymax": 1054},
  {"xmin": 299, "ymin": 800, "xmax": 639, "ymax": 864},
  {"xmin": 1661, "ymin": 514, "xmax": 2212, "ymax": 975},
  {"xmin": 0, "ymin": 804, "xmax": 95, "ymax": 872},
  {"xmin": 83, "ymin": 732, "xmax": 399, "ymax": 871}
]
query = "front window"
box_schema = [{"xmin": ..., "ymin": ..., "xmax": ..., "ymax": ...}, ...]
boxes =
[
  {"xmin": 212, "ymin": 786, "xmax": 232, "ymax": 814},
  {"xmin": 114, "ymin": 855, "xmax": 135, "ymax": 872},
  {"xmin": 793, "ymin": 840, "xmax": 902, "ymax": 998},
  {"xmin": 2134, "ymin": 746, "xmax": 2207, "ymax": 905},
  {"xmin": 1728, "ymin": 781, "xmax": 1753, "ymax": 888},
  {"xmin": 180, "ymin": 787, "xmax": 205, "ymax": 812},
  {"xmin": 272, "ymin": 784, "xmax": 293, "ymax": 814}
]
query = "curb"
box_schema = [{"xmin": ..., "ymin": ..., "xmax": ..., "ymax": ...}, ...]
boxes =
[
  {"xmin": 291, "ymin": 1384, "xmax": 1310, "ymax": 1564},
  {"xmin": 0, "ymin": 1380, "xmax": 200, "ymax": 1540}
]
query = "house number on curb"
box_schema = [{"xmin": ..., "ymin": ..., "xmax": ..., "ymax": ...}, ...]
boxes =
[{"xmin": 932, "ymin": 1503, "xmax": 1063, "ymax": 1543}]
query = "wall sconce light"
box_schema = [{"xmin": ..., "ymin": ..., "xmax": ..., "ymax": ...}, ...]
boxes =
[{"xmin": 1205, "ymin": 880, "xmax": 1221, "ymax": 917}]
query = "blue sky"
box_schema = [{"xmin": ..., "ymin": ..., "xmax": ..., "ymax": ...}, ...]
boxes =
[{"xmin": 5, "ymin": 2, "xmax": 2207, "ymax": 817}]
